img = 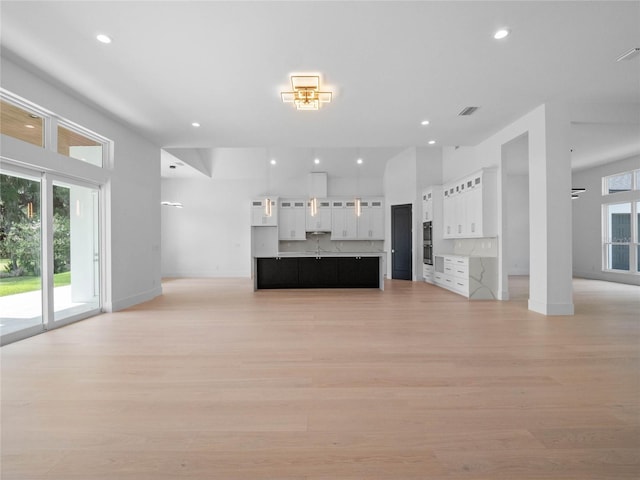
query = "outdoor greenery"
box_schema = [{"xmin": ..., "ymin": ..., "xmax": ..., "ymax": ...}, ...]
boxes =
[
  {"xmin": 0, "ymin": 175, "xmax": 71, "ymax": 287},
  {"xmin": 0, "ymin": 271, "xmax": 71, "ymax": 297}
]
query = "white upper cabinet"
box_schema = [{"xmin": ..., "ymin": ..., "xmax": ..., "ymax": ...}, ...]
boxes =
[
  {"xmin": 422, "ymin": 189, "xmax": 433, "ymax": 222},
  {"xmin": 442, "ymin": 168, "xmax": 497, "ymax": 239},
  {"xmin": 357, "ymin": 197, "xmax": 384, "ymax": 240},
  {"xmin": 306, "ymin": 199, "xmax": 332, "ymax": 232},
  {"xmin": 251, "ymin": 198, "xmax": 278, "ymax": 226},
  {"xmin": 252, "ymin": 196, "xmax": 384, "ymax": 241},
  {"xmin": 278, "ymin": 199, "xmax": 307, "ymax": 240},
  {"xmin": 331, "ymin": 200, "xmax": 358, "ymax": 240}
]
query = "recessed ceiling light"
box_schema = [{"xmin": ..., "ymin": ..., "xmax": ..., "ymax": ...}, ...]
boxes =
[
  {"xmin": 428, "ymin": 140, "xmax": 436, "ymax": 145},
  {"xmin": 24, "ymin": 124, "xmax": 35, "ymax": 129},
  {"xmin": 314, "ymin": 158, "xmax": 320, "ymax": 164},
  {"xmin": 270, "ymin": 159, "xmax": 277, "ymax": 165},
  {"xmin": 96, "ymin": 34, "xmax": 112, "ymax": 44},
  {"xmin": 357, "ymin": 158, "xmax": 363, "ymax": 164},
  {"xmin": 191, "ymin": 122, "xmax": 200, "ymax": 127},
  {"xmin": 494, "ymin": 28, "xmax": 510, "ymax": 40},
  {"xmin": 421, "ymin": 120, "xmax": 430, "ymax": 126}
]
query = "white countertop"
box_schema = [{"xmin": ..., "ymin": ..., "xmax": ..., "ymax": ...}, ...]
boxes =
[
  {"xmin": 257, "ymin": 252, "xmax": 386, "ymax": 258},
  {"xmin": 434, "ymin": 253, "xmax": 497, "ymax": 259}
]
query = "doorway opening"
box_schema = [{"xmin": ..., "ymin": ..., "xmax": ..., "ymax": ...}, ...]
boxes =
[{"xmin": 502, "ymin": 132, "xmax": 530, "ymax": 301}]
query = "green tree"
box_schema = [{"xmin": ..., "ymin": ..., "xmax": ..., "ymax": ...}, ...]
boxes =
[{"xmin": 0, "ymin": 175, "xmax": 70, "ymax": 275}]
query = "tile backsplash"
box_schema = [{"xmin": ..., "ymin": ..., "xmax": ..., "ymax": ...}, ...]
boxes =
[{"xmin": 279, "ymin": 233, "xmax": 384, "ymax": 254}]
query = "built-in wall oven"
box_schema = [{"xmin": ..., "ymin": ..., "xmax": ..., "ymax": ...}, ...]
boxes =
[{"xmin": 423, "ymin": 221, "xmax": 433, "ymax": 265}]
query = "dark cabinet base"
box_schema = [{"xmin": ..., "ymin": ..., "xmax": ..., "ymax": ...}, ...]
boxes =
[{"xmin": 257, "ymin": 256, "xmax": 380, "ymax": 289}]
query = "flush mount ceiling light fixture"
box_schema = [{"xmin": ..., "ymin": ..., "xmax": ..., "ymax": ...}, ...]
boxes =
[{"xmin": 281, "ymin": 75, "xmax": 332, "ymax": 111}]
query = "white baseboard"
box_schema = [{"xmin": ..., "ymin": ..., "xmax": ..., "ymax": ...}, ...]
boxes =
[
  {"xmin": 573, "ymin": 270, "xmax": 640, "ymax": 286},
  {"xmin": 108, "ymin": 286, "xmax": 163, "ymax": 312},
  {"xmin": 161, "ymin": 271, "xmax": 249, "ymax": 278}
]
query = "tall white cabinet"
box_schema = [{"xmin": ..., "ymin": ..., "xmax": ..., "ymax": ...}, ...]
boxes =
[
  {"xmin": 251, "ymin": 198, "xmax": 278, "ymax": 226},
  {"xmin": 443, "ymin": 168, "xmax": 497, "ymax": 239},
  {"xmin": 422, "ymin": 190, "xmax": 434, "ymax": 222},
  {"xmin": 331, "ymin": 200, "xmax": 358, "ymax": 240},
  {"xmin": 357, "ymin": 198, "xmax": 384, "ymax": 240},
  {"xmin": 278, "ymin": 199, "xmax": 307, "ymax": 240}
]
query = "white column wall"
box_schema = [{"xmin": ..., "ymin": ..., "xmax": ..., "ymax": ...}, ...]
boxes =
[
  {"xmin": 529, "ymin": 102, "xmax": 573, "ymax": 315},
  {"xmin": 442, "ymin": 103, "xmax": 574, "ymax": 315}
]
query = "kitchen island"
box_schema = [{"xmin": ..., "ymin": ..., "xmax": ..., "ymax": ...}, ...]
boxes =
[{"xmin": 253, "ymin": 252, "xmax": 385, "ymax": 290}]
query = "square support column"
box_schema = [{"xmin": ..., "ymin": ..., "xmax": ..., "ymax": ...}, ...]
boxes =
[{"xmin": 528, "ymin": 103, "xmax": 574, "ymax": 315}]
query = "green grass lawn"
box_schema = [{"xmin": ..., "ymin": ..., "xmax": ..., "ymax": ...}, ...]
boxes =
[{"xmin": 0, "ymin": 271, "xmax": 71, "ymax": 297}]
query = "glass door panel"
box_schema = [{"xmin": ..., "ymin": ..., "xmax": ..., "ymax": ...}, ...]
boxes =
[
  {"xmin": 52, "ymin": 181, "xmax": 100, "ymax": 322},
  {"xmin": 0, "ymin": 171, "xmax": 43, "ymax": 338}
]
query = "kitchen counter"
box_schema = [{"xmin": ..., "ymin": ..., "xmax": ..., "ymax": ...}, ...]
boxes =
[
  {"xmin": 253, "ymin": 252, "xmax": 385, "ymax": 291},
  {"xmin": 273, "ymin": 251, "xmax": 385, "ymax": 258},
  {"xmin": 433, "ymin": 253, "xmax": 498, "ymax": 299}
]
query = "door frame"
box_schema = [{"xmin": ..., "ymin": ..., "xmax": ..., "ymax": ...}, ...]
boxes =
[{"xmin": 0, "ymin": 164, "xmax": 104, "ymax": 345}]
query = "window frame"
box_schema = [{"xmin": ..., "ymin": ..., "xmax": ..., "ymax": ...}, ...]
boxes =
[
  {"xmin": 602, "ymin": 200, "xmax": 639, "ymax": 275},
  {"xmin": 602, "ymin": 168, "xmax": 639, "ymax": 196},
  {"xmin": 56, "ymin": 119, "xmax": 110, "ymax": 168},
  {"xmin": 0, "ymin": 89, "xmax": 111, "ymax": 169}
]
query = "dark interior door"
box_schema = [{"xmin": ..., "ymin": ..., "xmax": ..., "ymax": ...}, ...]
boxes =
[{"xmin": 391, "ymin": 204, "xmax": 412, "ymax": 280}]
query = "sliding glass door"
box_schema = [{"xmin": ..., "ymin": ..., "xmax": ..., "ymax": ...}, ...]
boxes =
[
  {"xmin": 0, "ymin": 166, "xmax": 101, "ymax": 344},
  {"xmin": 0, "ymin": 169, "xmax": 44, "ymax": 338},
  {"xmin": 52, "ymin": 180, "xmax": 100, "ymax": 323}
]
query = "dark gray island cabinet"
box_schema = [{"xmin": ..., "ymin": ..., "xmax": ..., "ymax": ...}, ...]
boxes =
[{"xmin": 254, "ymin": 253, "xmax": 384, "ymax": 290}]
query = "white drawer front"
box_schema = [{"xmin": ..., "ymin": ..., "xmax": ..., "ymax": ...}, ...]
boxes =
[
  {"xmin": 451, "ymin": 277, "xmax": 469, "ymax": 296},
  {"xmin": 452, "ymin": 264, "xmax": 469, "ymax": 279}
]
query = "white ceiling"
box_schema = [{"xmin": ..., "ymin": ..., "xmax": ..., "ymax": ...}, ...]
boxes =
[{"xmin": 2, "ymin": 1, "xmax": 639, "ymax": 175}]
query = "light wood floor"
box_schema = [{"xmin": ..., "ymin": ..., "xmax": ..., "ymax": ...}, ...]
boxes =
[{"xmin": 1, "ymin": 277, "xmax": 639, "ymax": 479}]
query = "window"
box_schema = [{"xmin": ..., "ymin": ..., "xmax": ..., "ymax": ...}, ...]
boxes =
[
  {"xmin": 0, "ymin": 98, "xmax": 44, "ymax": 147},
  {"xmin": 1, "ymin": 90, "xmax": 109, "ymax": 168},
  {"xmin": 604, "ymin": 203, "xmax": 631, "ymax": 271},
  {"xmin": 0, "ymin": 89, "xmax": 109, "ymax": 345},
  {"xmin": 603, "ymin": 169, "xmax": 639, "ymax": 195},
  {"xmin": 57, "ymin": 124, "xmax": 104, "ymax": 167},
  {"xmin": 602, "ymin": 200, "xmax": 639, "ymax": 274},
  {"xmin": 602, "ymin": 168, "xmax": 640, "ymax": 274}
]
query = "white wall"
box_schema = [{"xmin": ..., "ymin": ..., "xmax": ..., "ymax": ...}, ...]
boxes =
[
  {"xmin": 572, "ymin": 155, "xmax": 640, "ymax": 286},
  {"xmin": 506, "ymin": 175, "xmax": 530, "ymax": 275},
  {"xmin": 383, "ymin": 148, "xmax": 418, "ymax": 279},
  {"xmin": 161, "ymin": 148, "xmax": 385, "ymax": 278},
  {"xmin": 0, "ymin": 57, "xmax": 162, "ymax": 311},
  {"xmin": 162, "ymin": 177, "xmax": 256, "ymax": 277},
  {"xmin": 440, "ymin": 103, "xmax": 574, "ymax": 315}
]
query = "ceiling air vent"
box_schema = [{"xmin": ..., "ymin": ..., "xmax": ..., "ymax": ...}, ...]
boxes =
[{"xmin": 458, "ymin": 106, "xmax": 479, "ymax": 116}]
